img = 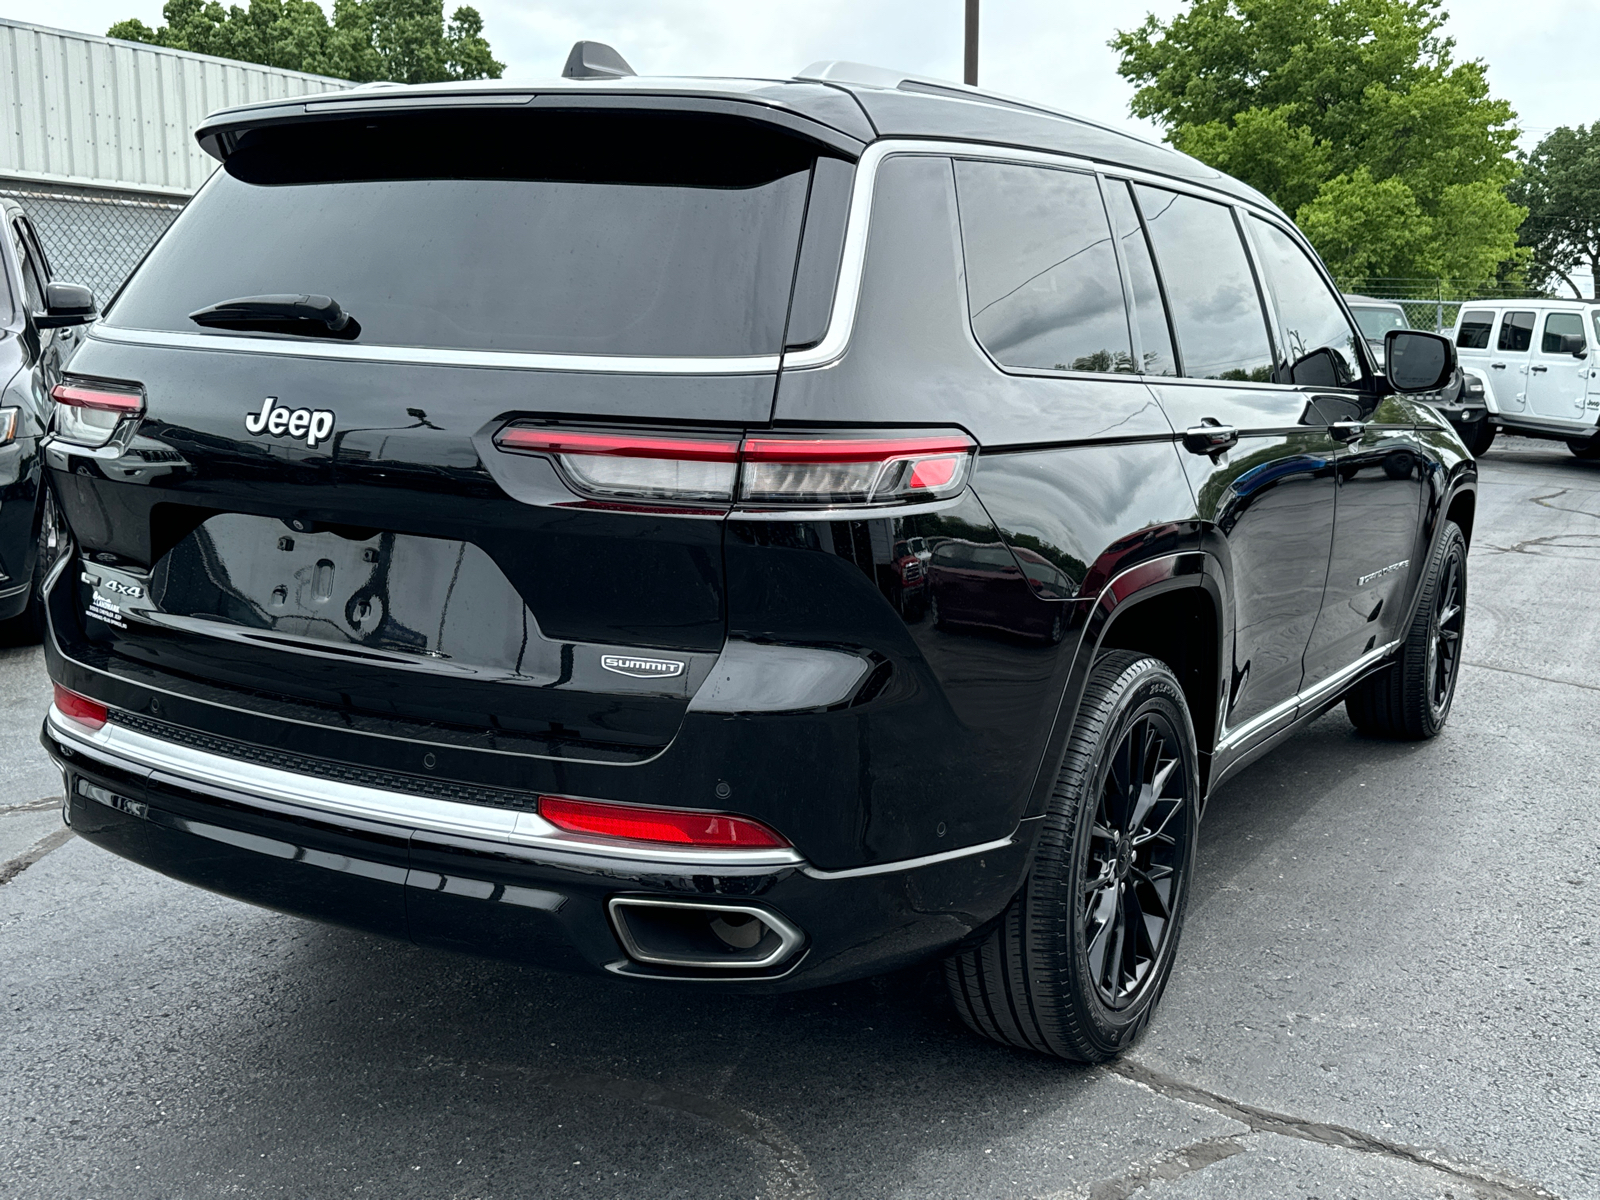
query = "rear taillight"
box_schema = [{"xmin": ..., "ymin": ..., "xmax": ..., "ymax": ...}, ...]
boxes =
[
  {"xmin": 50, "ymin": 380, "xmax": 145, "ymax": 449},
  {"xmin": 538, "ymin": 795, "xmax": 789, "ymax": 849},
  {"xmin": 53, "ymin": 683, "xmax": 107, "ymax": 731},
  {"xmin": 494, "ymin": 425, "xmax": 975, "ymax": 508},
  {"xmin": 494, "ymin": 427, "xmax": 741, "ymax": 501},
  {"xmin": 740, "ymin": 434, "xmax": 972, "ymax": 505}
]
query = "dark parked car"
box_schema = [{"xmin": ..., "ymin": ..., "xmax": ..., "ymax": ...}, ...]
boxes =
[
  {"xmin": 0, "ymin": 199, "xmax": 89, "ymax": 640},
  {"xmin": 39, "ymin": 48, "xmax": 1475, "ymax": 1062}
]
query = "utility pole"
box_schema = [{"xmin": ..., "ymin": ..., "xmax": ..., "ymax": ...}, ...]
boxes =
[{"xmin": 964, "ymin": 0, "xmax": 979, "ymax": 86}]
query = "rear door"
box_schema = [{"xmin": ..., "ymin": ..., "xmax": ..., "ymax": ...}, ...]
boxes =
[
  {"xmin": 1131, "ymin": 184, "xmax": 1339, "ymax": 742},
  {"xmin": 1488, "ymin": 310, "xmax": 1535, "ymax": 412}
]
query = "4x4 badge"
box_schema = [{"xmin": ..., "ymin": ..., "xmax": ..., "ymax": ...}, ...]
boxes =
[
  {"xmin": 601, "ymin": 654, "xmax": 684, "ymax": 679},
  {"xmin": 245, "ymin": 396, "xmax": 336, "ymax": 448}
]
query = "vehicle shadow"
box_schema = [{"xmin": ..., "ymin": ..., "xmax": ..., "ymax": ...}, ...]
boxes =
[{"xmin": 120, "ymin": 712, "xmax": 1438, "ymax": 1199}]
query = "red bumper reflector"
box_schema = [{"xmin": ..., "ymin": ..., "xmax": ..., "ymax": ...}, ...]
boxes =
[
  {"xmin": 538, "ymin": 795, "xmax": 789, "ymax": 849},
  {"xmin": 53, "ymin": 683, "xmax": 108, "ymax": 730}
]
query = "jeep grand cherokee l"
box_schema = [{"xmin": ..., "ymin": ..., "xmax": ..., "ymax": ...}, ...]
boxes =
[{"xmin": 38, "ymin": 52, "xmax": 1476, "ymax": 1062}]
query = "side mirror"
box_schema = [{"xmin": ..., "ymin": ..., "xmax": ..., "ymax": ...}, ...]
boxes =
[
  {"xmin": 36, "ymin": 281, "xmax": 98, "ymax": 329},
  {"xmin": 1561, "ymin": 333, "xmax": 1589, "ymax": 359},
  {"xmin": 1384, "ymin": 329, "xmax": 1456, "ymax": 393}
]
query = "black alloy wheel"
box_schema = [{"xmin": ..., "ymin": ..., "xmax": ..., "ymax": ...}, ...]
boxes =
[
  {"xmin": 1082, "ymin": 710, "xmax": 1191, "ymax": 1010},
  {"xmin": 1346, "ymin": 519, "xmax": 1468, "ymax": 739},
  {"xmin": 1426, "ymin": 547, "xmax": 1464, "ymax": 720},
  {"xmin": 946, "ymin": 651, "xmax": 1198, "ymax": 1061}
]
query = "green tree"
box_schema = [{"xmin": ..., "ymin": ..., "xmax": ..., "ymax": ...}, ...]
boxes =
[
  {"xmin": 1511, "ymin": 125, "xmax": 1600, "ymax": 299},
  {"xmin": 1111, "ymin": 0, "xmax": 1525, "ymax": 290},
  {"xmin": 108, "ymin": 0, "xmax": 503, "ymax": 84}
]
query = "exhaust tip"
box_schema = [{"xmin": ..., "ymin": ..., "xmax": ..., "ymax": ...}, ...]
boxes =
[{"xmin": 608, "ymin": 897, "xmax": 804, "ymax": 970}]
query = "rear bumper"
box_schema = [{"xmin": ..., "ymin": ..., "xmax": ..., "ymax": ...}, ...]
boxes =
[{"xmin": 42, "ymin": 708, "xmax": 1032, "ymax": 990}]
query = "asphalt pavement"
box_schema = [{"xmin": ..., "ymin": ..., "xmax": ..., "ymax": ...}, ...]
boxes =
[{"xmin": 2, "ymin": 437, "xmax": 1597, "ymax": 1200}]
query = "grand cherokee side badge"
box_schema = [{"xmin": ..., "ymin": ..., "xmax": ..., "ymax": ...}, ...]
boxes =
[
  {"xmin": 601, "ymin": 654, "xmax": 684, "ymax": 679},
  {"xmin": 246, "ymin": 396, "xmax": 336, "ymax": 448}
]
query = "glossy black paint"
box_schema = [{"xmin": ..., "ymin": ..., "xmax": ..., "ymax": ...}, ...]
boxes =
[
  {"xmin": 0, "ymin": 200, "xmax": 72, "ymax": 623},
  {"xmin": 49, "ymin": 720, "xmax": 1035, "ymax": 992},
  {"xmin": 40, "ymin": 85, "xmax": 1477, "ymax": 989}
]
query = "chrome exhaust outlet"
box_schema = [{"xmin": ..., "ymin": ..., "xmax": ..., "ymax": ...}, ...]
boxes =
[{"xmin": 607, "ymin": 897, "xmax": 805, "ymax": 970}]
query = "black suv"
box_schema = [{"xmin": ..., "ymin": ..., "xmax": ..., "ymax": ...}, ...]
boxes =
[{"xmin": 39, "ymin": 54, "xmax": 1476, "ymax": 1062}]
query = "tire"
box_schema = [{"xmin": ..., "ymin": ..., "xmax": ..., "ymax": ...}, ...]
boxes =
[
  {"xmin": 930, "ymin": 592, "xmax": 947, "ymax": 630},
  {"xmin": 945, "ymin": 651, "xmax": 1199, "ymax": 1061},
  {"xmin": 1345, "ymin": 519, "xmax": 1466, "ymax": 739},
  {"xmin": 0, "ymin": 487, "xmax": 61, "ymax": 645},
  {"xmin": 1567, "ymin": 435, "xmax": 1600, "ymax": 460},
  {"xmin": 1466, "ymin": 422, "xmax": 1496, "ymax": 457}
]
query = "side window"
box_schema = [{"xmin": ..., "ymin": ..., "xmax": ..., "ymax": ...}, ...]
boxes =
[
  {"xmin": 954, "ymin": 160, "xmax": 1134, "ymax": 374},
  {"xmin": 1541, "ymin": 312, "xmax": 1585, "ymax": 353},
  {"xmin": 1134, "ymin": 185, "xmax": 1275, "ymax": 382},
  {"xmin": 9, "ymin": 222, "xmax": 44, "ymax": 315},
  {"xmin": 0, "ymin": 239, "xmax": 13, "ymax": 326},
  {"xmin": 1457, "ymin": 310, "xmax": 1495, "ymax": 349},
  {"xmin": 1249, "ymin": 217, "xmax": 1365, "ymax": 386},
  {"xmin": 1102, "ymin": 180, "xmax": 1177, "ymax": 376},
  {"xmin": 1497, "ymin": 311, "xmax": 1534, "ymax": 352}
]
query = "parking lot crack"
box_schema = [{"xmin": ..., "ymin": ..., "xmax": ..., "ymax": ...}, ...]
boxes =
[
  {"xmin": 0, "ymin": 826, "xmax": 74, "ymax": 887},
  {"xmin": 1107, "ymin": 1060, "xmax": 1559, "ymax": 1199},
  {"xmin": 1080, "ymin": 1134, "xmax": 1245, "ymax": 1199}
]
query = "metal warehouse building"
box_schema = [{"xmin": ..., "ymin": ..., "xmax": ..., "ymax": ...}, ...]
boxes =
[{"xmin": 0, "ymin": 17, "xmax": 351, "ymax": 300}]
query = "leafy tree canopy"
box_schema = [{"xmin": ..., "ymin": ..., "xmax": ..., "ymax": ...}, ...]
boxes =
[
  {"xmin": 109, "ymin": 0, "xmax": 503, "ymax": 84},
  {"xmin": 1510, "ymin": 125, "xmax": 1600, "ymax": 299},
  {"xmin": 1112, "ymin": 0, "xmax": 1525, "ymax": 289}
]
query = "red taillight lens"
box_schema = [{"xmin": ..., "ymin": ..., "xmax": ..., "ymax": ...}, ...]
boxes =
[
  {"xmin": 495, "ymin": 424, "xmax": 976, "ymax": 508},
  {"xmin": 538, "ymin": 795, "xmax": 789, "ymax": 849},
  {"xmin": 740, "ymin": 434, "xmax": 974, "ymax": 504},
  {"xmin": 495, "ymin": 427, "xmax": 741, "ymax": 502},
  {"xmin": 50, "ymin": 380, "xmax": 145, "ymax": 449},
  {"xmin": 53, "ymin": 683, "xmax": 108, "ymax": 731}
]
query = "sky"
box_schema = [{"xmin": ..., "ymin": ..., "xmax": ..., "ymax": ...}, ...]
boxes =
[{"xmin": 4, "ymin": 0, "xmax": 1596, "ymax": 150}]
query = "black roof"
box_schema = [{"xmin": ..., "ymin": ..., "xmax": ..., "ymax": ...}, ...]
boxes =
[{"xmin": 193, "ymin": 66, "xmax": 1277, "ymax": 215}]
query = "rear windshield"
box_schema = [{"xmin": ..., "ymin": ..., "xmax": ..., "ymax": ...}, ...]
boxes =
[
  {"xmin": 108, "ymin": 110, "xmax": 819, "ymax": 357},
  {"xmin": 1349, "ymin": 305, "xmax": 1407, "ymax": 340}
]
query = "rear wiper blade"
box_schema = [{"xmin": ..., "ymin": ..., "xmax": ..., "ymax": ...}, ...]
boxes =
[{"xmin": 189, "ymin": 294, "xmax": 359, "ymax": 339}]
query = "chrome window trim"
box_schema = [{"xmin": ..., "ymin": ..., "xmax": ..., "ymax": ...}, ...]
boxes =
[
  {"xmin": 784, "ymin": 138, "xmax": 1292, "ymax": 373},
  {"xmin": 47, "ymin": 707, "xmax": 804, "ymax": 867},
  {"xmin": 91, "ymin": 140, "xmax": 1281, "ymax": 378},
  {"xmin": 87, "ymin": 324, "xmax": 782, "ymax": 376}
]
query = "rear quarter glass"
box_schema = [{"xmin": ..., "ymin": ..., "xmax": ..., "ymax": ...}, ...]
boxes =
[{"xmin": 106, "ymin": 109, "xmax": 826, "ymax": 359}]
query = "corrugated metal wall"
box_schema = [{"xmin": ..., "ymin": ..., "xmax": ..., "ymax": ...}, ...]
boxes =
[{"xmin": 0, "ymin": 16, "xmax": 353, "ymax": 197}]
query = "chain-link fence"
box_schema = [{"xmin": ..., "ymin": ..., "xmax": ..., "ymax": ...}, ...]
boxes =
[
  {"xmin": 1340, "ymin": 277, "xmax": 1568, "ymax": 335},
  {"xmin": 0, "ymin": 185, "xmax": 185, "ymax": 304}
]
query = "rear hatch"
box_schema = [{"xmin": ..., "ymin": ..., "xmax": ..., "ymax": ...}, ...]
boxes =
[{"xmin": 49, "ymin": 104, "xmax": 849, "ymax": 763}]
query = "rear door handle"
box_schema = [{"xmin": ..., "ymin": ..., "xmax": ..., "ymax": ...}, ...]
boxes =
[
  {"xmin": 1182, "ymin": 422, "xmax": 1239, "ymax": 455},
  {"xmin": 1329, "ymin": 420, "xmax": 1365, "ymax": 443},
  {"xmin": 1531, "ymin": 365, "xmax": 1549, "ymax": 373}
]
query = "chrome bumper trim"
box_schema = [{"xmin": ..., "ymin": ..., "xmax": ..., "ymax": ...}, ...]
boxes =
[
  {"xmin": 1216, "ymin": 639, "xmax": 1401, "ymax": 754},
  {"xmin": 46, "ymin": 707, "xmax": 804, "ymax": 868}
]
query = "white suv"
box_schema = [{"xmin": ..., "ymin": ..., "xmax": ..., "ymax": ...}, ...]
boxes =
[{"xmin": 1453, "ymin": 301, "xmax": 1600, "ymax": 458}]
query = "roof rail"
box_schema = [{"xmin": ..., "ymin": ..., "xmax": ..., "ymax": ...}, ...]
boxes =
[{"xmin": 796, "ymin": 59, "xmax": 1168, "ymax": 152}]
